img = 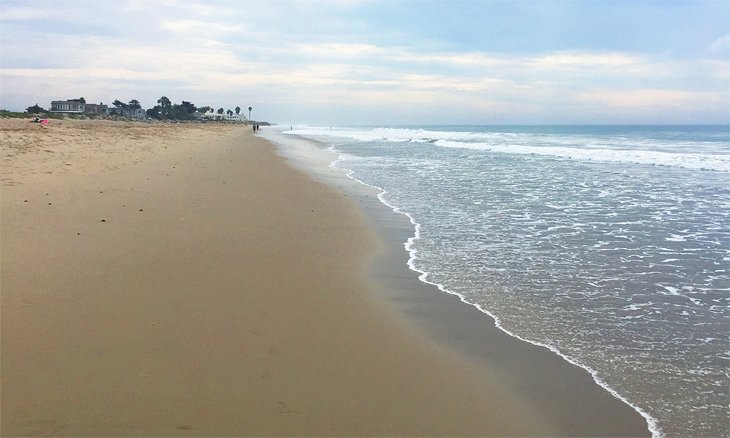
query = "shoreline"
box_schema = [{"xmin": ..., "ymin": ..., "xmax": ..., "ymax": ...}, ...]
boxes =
[
  {"xmin": 263, "ymin": 127, "xmax": 654, "ymax": 437},
  {"xmin": 1, "ymin": 119, "xmax": 564, "ymax": 436},
  {"xmin": 2, "ymin": 119, "xmax": 651, "ymax": 436},
  {"xmin": 337, "ymin": 160, "xmax": 662, "ymax": 437}
]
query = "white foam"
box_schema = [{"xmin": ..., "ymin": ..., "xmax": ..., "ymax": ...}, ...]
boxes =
[
  {"xmin": 657, "ymin": 284, "xmax": 681, "ymax": 295},
  {"xmin": 325, "ymin": 150, "xmax": 664, "ymax": 438},
  {"xmin": 275, "ymin": 126, "xmax": 706, "ymax": 438},
  {"xmin": 624, "ymin": 302, "xmax": 654, "ymax": 311},
  {"xmin": 434, "ymin": 139, "xmax": 730, "ymax": 172},
  {"xmin": 286, "ymin": 126, "xmax": 730, "ymax": 173}
]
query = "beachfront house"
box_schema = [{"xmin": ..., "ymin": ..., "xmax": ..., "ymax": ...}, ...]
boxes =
[
  {"xmin": 225, "ymin": 113, "xmax": 244, "ymax": 122},
  {"xmin": 203, "ymin": 109, "xmax": 216, "ymax": 119},
  {"xmin": 84, "ymin": 103, "xmax": 109, "ymax": 115},
  {"xmin": 125, "ymin": 108, "xmax": 145, "ymax": 120},
  {"xmin": 108, "ymin": 107, "xmax": 146, "ymax": 120},
  {"xmin": 50, "ymin": 99, "xmax": 85, "ymax": 113}
]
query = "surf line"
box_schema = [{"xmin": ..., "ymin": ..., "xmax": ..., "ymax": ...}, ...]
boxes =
[{"xmin": 327, "ymin": 150, "xmax": 663, "ymax": 438}]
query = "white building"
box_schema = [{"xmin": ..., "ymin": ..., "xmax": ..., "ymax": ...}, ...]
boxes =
[{"xmin": 50, "ymin": 99, "xmax": 85, "ymax": 113}]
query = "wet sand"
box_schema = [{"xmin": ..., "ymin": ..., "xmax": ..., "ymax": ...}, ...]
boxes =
[
  {"xmin": 1, "ymin": 119, "xmax": 650, "ymax": 436},
  {"xmin": 265, "ymin": 128, "xmax": 655, "ymax": 437}
]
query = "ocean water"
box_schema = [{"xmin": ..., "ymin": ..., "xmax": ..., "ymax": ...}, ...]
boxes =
[{"xmin": 283, "ymin": 125, "xmax": 729, "ymax": 438}]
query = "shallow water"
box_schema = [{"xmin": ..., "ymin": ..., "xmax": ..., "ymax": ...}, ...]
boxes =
[{"xmin": 285, "ymin": 125, "xmax": 729, "ymax": 438}]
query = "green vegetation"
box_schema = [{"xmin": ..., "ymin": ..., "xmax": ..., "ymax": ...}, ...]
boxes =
[
  {"xmin": 1, "ymin": 110, "xmax": 34, "ymax": 118},
  {"xmin": 1, "ymin": 108, "xmax": 63, "ymax": 119},
  {"xmin": 144, "ymin": 96, "xmax": 204, "ymax": 121},
  {"xmin": 11, "ymin": 96, "xmax": 249, "ymax": 122},
  {"xmin": 112, "ymin": 99, "xmax": 128, "ymax": 109},
  {"xmin": 141, "ymin": 97, "xmax": 244, "ymax": 121}
]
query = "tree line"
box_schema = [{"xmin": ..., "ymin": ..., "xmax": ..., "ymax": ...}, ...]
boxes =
[
  {"xmin": 128, "ymin": 96, "xmax": 243, "ymax": 121},
  {"xmin": 24, "ymin": 96, "xmax": 247, "ymax": 121}
]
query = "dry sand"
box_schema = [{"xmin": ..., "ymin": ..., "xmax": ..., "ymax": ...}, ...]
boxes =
[{"xmin": 1, "ymin": 119, "xmax": 649, "ymax": 437}]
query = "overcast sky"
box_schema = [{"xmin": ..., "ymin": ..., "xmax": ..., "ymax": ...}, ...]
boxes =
[{"xmin": 1, "ymin": 0, "xmax": 728, "ymax": 125}]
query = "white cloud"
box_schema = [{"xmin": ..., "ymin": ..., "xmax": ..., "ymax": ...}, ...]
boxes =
[
  {"xmin": 575, "ymin": 88, "xmax": 718, "ymax": 108},
  {"xmin": 1, "ymin": 0, "xmax": 728, "ymax": 123},
  {"xmin": 391, "ymin": 51, "xmax": 510, "ymax": 68},
  {"xmin": 707, "ymin": 34, "xmax": 730, "ymax": 56},
  {"xmin": 124, "ymin": 0, "xmax": 221, "ymax": 16},
  {"xmin": 294, "ymin": 43, "xmax": 385, "ymax": 58},
  {"xmin": 0, "ymin": 6, "xmax": 53, "ymax": 20},
  {"xmin": 396, "ymin": 73, "xmax": 511, "ymax": 92},
  {"xmin": 159, "ymin": 19, "xmax": 246, "ymax": 35},
  {"xmin": 528, "ymin": 51, "xmax": 644, "ymax": 69}
]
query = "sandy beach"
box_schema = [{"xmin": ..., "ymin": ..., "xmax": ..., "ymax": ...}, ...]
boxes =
[{"xmin": 1, "ymin": 119, "xmax": 650, "ymax": 437}]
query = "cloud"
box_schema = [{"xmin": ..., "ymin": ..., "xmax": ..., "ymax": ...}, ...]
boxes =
[
  {"xmin": 159, "ymin": 19, "xmax": 246, "ymax": 34},
  {"xmin": 0, "ymin": 5, "xmax": 54, "ymax": 20},
  {"xmin": 575, "ymin": 88, "xmax": 722, "ymax": 109},
  {"xmin": 1, "ymin": 0, "xmax": 728, "ymax": 124},
  {"xmin": 707, "ymin": 34, "xmax": 730, "ymax": 56},
  {"xmin": 388, "ymin": 51, "xmax": 508, "ymax": 67},
  {"xmin": 124, "ymin": 0, "xmax": 222, "ymax": 16},
  {"xmin": 528, "ymin": 51, "xmax": 644, "ymax": 69},
  {"xmin": 294, "ymin": 43, "xmax": 385, "ymax": 58},
  {"xmin": 395, "ymin": 73, "xmax": 512, "ymax": 92}
]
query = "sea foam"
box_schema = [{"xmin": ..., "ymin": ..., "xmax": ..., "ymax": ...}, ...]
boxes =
[
  {"xmin": 289, "ymin": 126, "xmax": 730, "ymax": 172},
  {"xmin": 283, "ymin": 124, "xmax": 730, "ymax": 438}
]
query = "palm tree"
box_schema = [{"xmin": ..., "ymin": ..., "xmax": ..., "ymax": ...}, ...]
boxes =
[
  {"xmin": 248, "ymin": 106, "xmax": 252, "ymax": 122},
  {"xmin": 235, "ymin": 106, "xmax": 240, "ymax": 115}
]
